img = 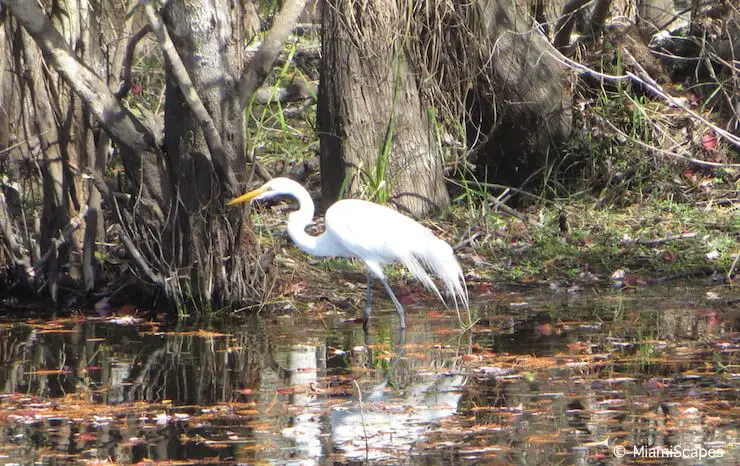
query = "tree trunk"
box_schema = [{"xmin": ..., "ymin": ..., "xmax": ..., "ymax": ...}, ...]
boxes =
[
  {"xmin": 318, "ymin": 0, "xmax": 449, "ymax": 217},
  {"xmin": 638, "ymin": 0, "xmax": 675, "ymax": 38},
  {"xmin": 468, "ymin": 0, "xmax": 572, "ymax": 192},
  {"xmin": 19, "ymin": 32, "xmax": 67, "ymax": 302},
  {"xmin": 1, "ymin": 0, "xmax": 303, "ymax": 310},
  {"xmin": 161, "ymin": 0, "xmax": 259, "ymax": 308}
]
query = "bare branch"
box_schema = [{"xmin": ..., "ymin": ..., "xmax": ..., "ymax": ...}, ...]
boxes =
[
  {"xmin": 621, "ymin": 232, "xmax": 698, "ymax": 246},
  {"xmin": 1, "ymin": 0, "xmax": 160, "ymax": 156},
  {"xmin": 237, "ymin": 0, "xmax": 307, "ymax": 107},
  {"xmin": 88, "ymin": 170, "xmax": 165, "ymax": 287},
  {"xmin": 540, "ymin": 39, "xmax": 740, "ymax": 149},
  {"xmin": 600, "ymin": 117, "xmax": 740, "ymax": 169},
  {"xmin": 620, "ymin": 48, "xmax": 740, "ymax": 148},
  {"xmin": 115, "ymin": 25, "xmax": 151, "ymax": 100}
]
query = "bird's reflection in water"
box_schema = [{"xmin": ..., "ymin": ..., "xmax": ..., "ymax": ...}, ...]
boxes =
[
  {"xmin": 277, "ymin": 329, "xmax": 466, "ymax": 463},
  {"xmin": 330, "ymin": 374, "xmax": 466, "ymax": 461}
]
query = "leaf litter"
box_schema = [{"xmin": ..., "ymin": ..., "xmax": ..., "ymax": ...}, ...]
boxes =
[{"xmin": 0, "ymin": 284, "xmax": 737, "ymax": 464}]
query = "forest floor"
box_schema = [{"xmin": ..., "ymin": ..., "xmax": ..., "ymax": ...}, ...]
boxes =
[
  {"xmin": 233, "ymin": 29, "xmax": 738, "ymax": 313},
  {"xmin": 247, "ymin": 184, "xmax": 737, "ymax": 316}
]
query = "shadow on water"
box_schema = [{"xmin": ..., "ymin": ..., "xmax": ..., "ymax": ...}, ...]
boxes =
[{"xmin": 0, "ymin": 283, "xmax": 738, "ymax": 464}]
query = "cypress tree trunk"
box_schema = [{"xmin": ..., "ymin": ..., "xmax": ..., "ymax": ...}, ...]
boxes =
[
  {"xmin": 162, "ymin": 0, "xmax": 256, "ymax": 308},
  {"xmin": 318, "ymin": 0, "xmax": 449, "ymax": 217}
]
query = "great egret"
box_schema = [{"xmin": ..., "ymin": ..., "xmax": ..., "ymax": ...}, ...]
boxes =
[{"xmin": 227, "ymin": 177, "xmax": 468, "ymax": 329}]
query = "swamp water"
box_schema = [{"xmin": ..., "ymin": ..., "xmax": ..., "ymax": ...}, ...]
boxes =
[{"xmin": 0, "ymin": 283, "xmax": 737, "ymax": 465}]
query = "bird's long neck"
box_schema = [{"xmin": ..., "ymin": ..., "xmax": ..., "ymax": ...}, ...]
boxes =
[
  {"xmin": 286, "ymin": 185, "xmax": 330, "ymax": 256},
  {"xmin": 288, "ymin": 185, "xmax": 316, "ymax": 254}
]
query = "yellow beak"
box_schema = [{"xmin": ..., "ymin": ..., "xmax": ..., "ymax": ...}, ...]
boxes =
[{"xmin": 226, "ymin": 186, "xmax": 268, "ymax": 206}]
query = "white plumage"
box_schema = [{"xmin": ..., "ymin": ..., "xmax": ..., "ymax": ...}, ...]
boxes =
[{"xmin": 227, "ymin": 177, "xmax": 468, "ymax": 329}]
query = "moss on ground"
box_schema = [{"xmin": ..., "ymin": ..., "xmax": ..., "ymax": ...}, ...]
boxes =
[{"xmin": 447, "ymin": 200, "xmax": 737, "ymax": 286}]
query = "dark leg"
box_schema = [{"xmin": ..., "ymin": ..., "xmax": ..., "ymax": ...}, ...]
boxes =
[
  {"xmin": 380, "ymin": 277, "xmax": 407, "ymax": 330},
  {"xmin": 363, "ymin": 272, "xmax": 373, "ymax": 332},
  {"xmin": 363, "ymin": 261, "xmax": 407, "ymax": 330}
]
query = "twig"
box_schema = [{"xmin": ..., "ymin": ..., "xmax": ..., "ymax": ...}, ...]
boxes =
[
  {"xmin": 453, "ymin": 227, "xmax": 482, "ymax": 250},
  {"xmin": 112, "ymin": 223, "xmax": 163, "ymax": 286},
  {"xmin": 486, "ymin": 194, "xmax": 542, "ymax": 227},
  {"xmin": 352, "ymin": 379, "xmax": 370, "ymax": 458},
  {"xmin": 114, "ymin": 25, "xmax": 151, "ymax": 100},
  {"xmin": 600, "ymin": 117, "xmax": 740, "ymax": 169},
  {"xmin": 88, "ymin": 170, "xmax": 164, "ymax": 287},
  {"xmin": 621, "ymin": 232, "xmax": 697, "ymax": 246},
  {"xmin": 540, "ymin": 39, "xmax": 740, "ymax": 148},
  {"xmin": 728, "ymin": 251, "xmax": 739, "ymax": 284},
  {"xmin": 621, "ymin": 48, "xmax": 740, "ymax": 149}
]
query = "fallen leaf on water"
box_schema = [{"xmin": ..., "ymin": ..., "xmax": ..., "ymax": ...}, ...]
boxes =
[
  {"xmin": 25, "ymin": 369, "xmax": 69, "ymax": 375},
  {"xmin": 567, "ymin": 341, "xmax": 590, "ymax": 353}
]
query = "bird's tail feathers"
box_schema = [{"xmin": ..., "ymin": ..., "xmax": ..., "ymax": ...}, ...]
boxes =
[
  {"xmin": 401, "ymin": 239, "xmax": 469, "ymax": 311},
  {"xmin": 399, "ymin": 254, "xmax": 445, "ymax": 303}
]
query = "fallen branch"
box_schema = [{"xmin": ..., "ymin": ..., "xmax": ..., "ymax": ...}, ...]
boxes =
[
  {"xmin": 487, "ymin": 193, "xmax": 540, "ymax": 227},
  {"xmin": 540, "ymin": 38, "xmax": 740, "ymax": 149},
  {"xmin": 621, "ymin": 232, "xmax": 697, "ymax": 246},
  {"xmin": 253, "ymin": 80, "xmax": 317, "ymax": 104}
]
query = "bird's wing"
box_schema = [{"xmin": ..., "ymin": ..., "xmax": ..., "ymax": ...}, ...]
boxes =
[
  {"xmin": 324, "ymin": 200, "xmax": 434, "ymax": 263},
  {"xmin": 325, "ymin": 200, "xmax": 468, "ymax": 309}
]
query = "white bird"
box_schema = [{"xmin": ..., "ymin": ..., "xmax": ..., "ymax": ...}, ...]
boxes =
[{"xmin": 227, "ymin": 177, "xmax": 468, "ymax": 330}]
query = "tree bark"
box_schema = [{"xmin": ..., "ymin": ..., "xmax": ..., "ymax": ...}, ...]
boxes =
[
  {"xmin": 161, "ymin": 0, "xmax": 253, "ymax": 307},
  {"xmin": 468, "ymin": 0, "xmax": 572, "ymax": 192},
  {"xmin": 318, "ymin": 0, "xmax": 449, "ymax": 217},
  {"xmin": 0, "ymin": 0, "xmax": 278, "ymax": 309},
  {"xmin": 638, "ymin": 0, "xmax": 676, "ymax": 38}
]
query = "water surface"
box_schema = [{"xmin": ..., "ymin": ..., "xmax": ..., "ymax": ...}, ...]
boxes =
[{"xmin": 0, "ymin": 283, "xmax": 737, "ymax": 464}]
